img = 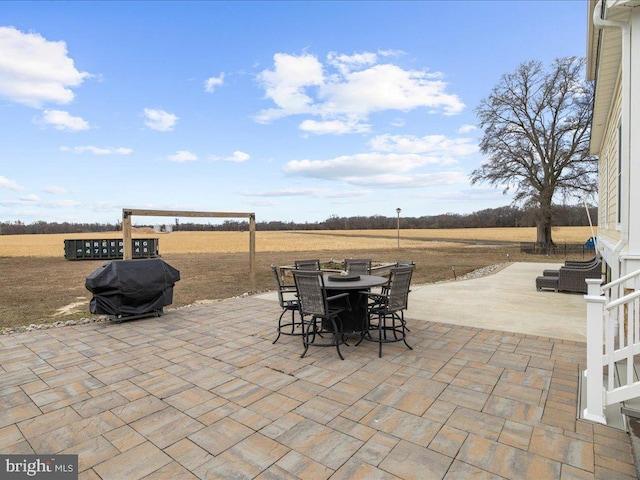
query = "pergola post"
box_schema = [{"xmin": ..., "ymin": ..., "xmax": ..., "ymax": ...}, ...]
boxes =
[
  {"xmin": 122, "ymin": 210, "xmax": 132, "ymax": 260},
  {"xmin": 249, "ymin": 213, "xmax": 256, "ymax": 289}
]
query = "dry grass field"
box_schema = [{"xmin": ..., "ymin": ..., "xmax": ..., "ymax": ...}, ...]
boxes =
[
  {"xmin": 0, "ymin": 226, "xmax": 596, "ymax": 330},
  {"xmin": 0, "ymin": 226, "xmax": 594, "ymax": 256}
]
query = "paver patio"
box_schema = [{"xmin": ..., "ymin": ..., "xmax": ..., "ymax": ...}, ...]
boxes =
[{"xmin": 0, "ymin": 273, "xmax": 637, "ymax": 479}]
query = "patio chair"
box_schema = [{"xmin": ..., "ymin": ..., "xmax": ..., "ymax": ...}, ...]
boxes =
[
  {"xmin": 383, "ymin": 262, "xmax": 415, "ymax": 327},
  {"xmin": 357, "ymin": 265, "xmax": 413, "ymax": 358},
  {"xmin": 270, "ymin": 265, "xmax": 303, "ymax": 344},
  {"xmin": 294, "ymin": 259, "xmax": 321, "ymax": 270},
  {"xmin": 344, "ymin": 258, "xmax": 371, "ymax": 275},
  {"xmin": 557, "ymin": 260, "xmax": 603, "ymax": 294},
  {"xmin": 292, "ymin": 270, "xmax": 350, "ymax": 360}
]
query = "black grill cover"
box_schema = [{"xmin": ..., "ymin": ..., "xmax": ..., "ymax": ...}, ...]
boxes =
[{"xmin": 85, "ymin": 258, "xmax": 180, "ymax": 316}]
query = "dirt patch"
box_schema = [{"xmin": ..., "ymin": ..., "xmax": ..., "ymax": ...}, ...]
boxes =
[
  {"xmin": 0, "ymin": 245, "xmax": 585, "ymax": 331},
  {"xmin": 54, "ymin": 298, "xmax": 89, "ymax": 316}
]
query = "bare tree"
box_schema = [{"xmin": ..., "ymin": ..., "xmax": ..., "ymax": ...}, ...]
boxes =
[{"xmin": 470, "ymin": 57, "xmax": 596, "ymax": 244}]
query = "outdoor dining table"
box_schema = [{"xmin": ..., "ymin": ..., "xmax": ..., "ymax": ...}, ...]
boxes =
[{"xmin": 322, "ymin": 273, "xmax": 388, "ymax": 333}]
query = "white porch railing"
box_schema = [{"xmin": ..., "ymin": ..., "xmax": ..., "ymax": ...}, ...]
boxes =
[{"xmin": 584, "ymin": 269, "xmax": 640, "ymax": 424}]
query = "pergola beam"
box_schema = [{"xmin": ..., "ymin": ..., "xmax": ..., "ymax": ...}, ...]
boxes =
[{"xmin": 123, "ymin": 209, "xmax": 254, "ymax": 219}]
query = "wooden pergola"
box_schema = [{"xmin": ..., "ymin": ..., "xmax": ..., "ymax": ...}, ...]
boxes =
[{"xmin": 122, "ymin": 208, "xmax": 256, "ymax": 290}]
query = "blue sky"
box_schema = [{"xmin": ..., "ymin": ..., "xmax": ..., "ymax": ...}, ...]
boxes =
[{"xmin": 0, "ymin": 1, "xmax": 588, "ymax": 226}]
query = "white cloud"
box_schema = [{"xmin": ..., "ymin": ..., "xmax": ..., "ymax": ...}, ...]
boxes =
[
  {"xmin": 244, "ymin": 188, "xmax": 329, "ymax": 197},
  {"xmin": 0, "ymin": 26, "xmax": 90, "ymax": 108},
  {"xmin": 243, "ymin": 187, "xmax": 369, "ymax": 198},
  {"xmin": 168, "ymin": 150, "xmax": 198, "ymax": 162},
  {"xmin": 43, "ymin": 185, "xmax": 68, "ymax": 194},
  {"xmin": 283, "ymin": 152, "xmax": 444, "ymax": 179},
  {"xmin": 255, "ymin": 52, "xmax": 324, "ymax": 123},
  {"xmin": 143, "ymin": 108, "xmax": 178, "ymax": 131},
  {"xmin": 246, "ymin": 198, "xmax": 280, "ymax": 207},
  {"xmin": 204, "ymin": 73, "xmax": 224, "ymax": 93},
  {"xmin": 344, "ymin": 171, "xmax": 468, "ymax": 188},
  {"xmin": 225, "ymin": 151, "xmax": 250, "ymax": 163},
  {"xmin": 282, "ymin": 132, "xmax": 478, "ymax": 188},
  {"xmin": 255, "ymin": 50, "xmax": 465, "ymax": 132},
  {"xmin": 0, "ymin": 194, "xmax": 83, "ymax": 208},
  {"xmin": 60, "ymin": 145, "xmax": 132, "ymax": 155},
  {"xmin": 210, "ymin": 151, "xmax": 251, "ymax": 163},
  {"xmin": 327, "ymin": 51, "xmax": 377, "ymax": 75},
  {"xmin": 299, "ymin": 119, "xmax": 370, "ymax": 135},
  {"xmin": 40, "ymin": 110, "xmax": 90, "ymax": 131},
  {"xmin": 378, "ymin": 49, "xmax": 406, "ymax": 58},
  {"xmin": 458, "ymin": 124, "xmax": 477, "ymax": 134},
  {"xmin": 0, "ymin": 176, "xmax": 23, "ymax": 190},
  {"xmin": 369, "ymin": 134, "xmax": 478, "ymax": 156},
  {"xmin": 322, "ymin": 64, "xmax": 463, "ymax": 116},
  {"xmin": 53, "ymin": 199, "xmax": 82, "ymax": 207}
]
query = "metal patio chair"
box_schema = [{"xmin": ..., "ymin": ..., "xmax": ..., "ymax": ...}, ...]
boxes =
[
  {"xmin": 292, "ymin": 270, "xmax": 350, "ymax": 360},
  {"xmin": 294, "ymin": 259, "xmax": 321, "ymax": 270},
  {"xmin": 357, "ymin": 265, "xmax": 414, "ymax": 357},
  {"xmin": 270, "ymin": 265, "xmax": 303, "ymax": 344},
  {"xmin": 344, "ymin": 258, "xmax": 371, "ymax": 275}
]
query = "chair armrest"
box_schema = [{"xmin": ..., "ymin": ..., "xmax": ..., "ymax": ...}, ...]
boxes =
[
  {"xmin": 327, "ymin": 292, "xmax": 350, "ymax": 302},
  {"xmin": 360, "ymin": 291, "xmax": 389, "ymax": 308},
  {"xmin": 327, "ymin": 292, "xmax": 351, "ymax": 311},
  {"xmin": 359, "ymin": 290, "xmax": 388, "ymax": 299}
]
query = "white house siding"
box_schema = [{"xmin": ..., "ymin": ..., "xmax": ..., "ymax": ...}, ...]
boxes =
[
  {"xmin": 596, "ymin": 73, "xmax": 622, "ymax": 271},
  {"xmin": 599, "ymin": 79, "xmax": 621, "ymax": 232}
]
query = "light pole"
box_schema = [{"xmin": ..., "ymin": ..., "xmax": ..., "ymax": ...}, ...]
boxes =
[{"xmin": 396, "ymin": 208, "xmax": 401, "ymax": 249}]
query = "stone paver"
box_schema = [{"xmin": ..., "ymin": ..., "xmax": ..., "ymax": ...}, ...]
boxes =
[{"xmin": 0, "ymin": 293, "xmax": 637, "ymax": 479}]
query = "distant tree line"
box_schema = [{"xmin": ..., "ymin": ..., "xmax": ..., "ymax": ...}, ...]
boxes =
[
  {"xmin": 0, "ymin": 220, "xmax": 120, "ymax": 235},
  {"xmin": 246, "ymin": 204, "xmax": 596, "ymax": 231},
  {"xmin": 0, "ymin": 204, "xmax": 596, "ymax": 235}
]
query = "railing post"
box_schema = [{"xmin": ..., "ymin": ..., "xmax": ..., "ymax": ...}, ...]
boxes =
[{"xmin": 583, "ymin": 278, "xmax": 607, "ymax": 424}]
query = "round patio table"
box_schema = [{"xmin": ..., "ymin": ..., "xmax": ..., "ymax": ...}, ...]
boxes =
[{"xmin": 322, "ymin": 274, "xmax": 388, "ymax": 333}]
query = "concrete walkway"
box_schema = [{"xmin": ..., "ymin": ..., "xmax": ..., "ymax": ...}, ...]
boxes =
[
  {"xmin": 404, "ymin": 262, "xmax": 588, "ymax": 342},
  {"xmin": 0, "ymin": 263, "xmax": 635, "ymax": 479}
]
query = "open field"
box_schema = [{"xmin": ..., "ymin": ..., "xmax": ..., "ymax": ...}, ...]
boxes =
[
  {"xmin": 0, "ymin": 226, "xmax": 595, "ymax": 256},
  {"xmin": 0, "ymin": 227, "xmax": 596, "ymax": 330}
]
